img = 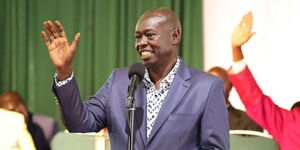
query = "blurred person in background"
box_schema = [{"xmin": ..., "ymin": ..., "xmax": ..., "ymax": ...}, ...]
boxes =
[
  {"xmin": 0, "ymin": 108, "xmax": 36, "ymax": 150},
  {"xmin": 208, "ymin": 66, "xmax": 262, "ymax": 131},
  {"xmin": 291, "ymin": 101, "xmax": 300, "ymax": 110},
  {"xmin": 0, "ymin": 91, "xmax": 59, "ymax": 150},
  {"xmin": 228, "ymin": 11, "xmax": 300, "ymax": 150}
]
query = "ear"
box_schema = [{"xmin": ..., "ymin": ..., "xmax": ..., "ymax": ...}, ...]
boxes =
[{"xmin": 171, "ymin": 28, "xmax": 180, "ymax": 45}]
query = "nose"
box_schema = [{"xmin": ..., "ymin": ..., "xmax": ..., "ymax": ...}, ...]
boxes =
[{"xmin": 136, "ymin": 35, "xmax": 148, "ymax": 50}]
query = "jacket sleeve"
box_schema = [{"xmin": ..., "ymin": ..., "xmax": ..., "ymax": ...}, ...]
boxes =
[
  {"xmin": 228, "ymin": 66, "xmax": 289, "ymax": 141},
  {"xmin": 51, "ymin": 70, "xmax": 116, "ymax": 132}
]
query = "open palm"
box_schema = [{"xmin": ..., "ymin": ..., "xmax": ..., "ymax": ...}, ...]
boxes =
[
  {"xmin": 41, "ymin": 21, "xmax": 80, "ymax": 79},
  {"xmin": 47, "ymin": 36, "xmax": 75, "ymax": 68},
  {"xmin": 231, "ymin": 12, "xmax": 255, "ymax": 47}
]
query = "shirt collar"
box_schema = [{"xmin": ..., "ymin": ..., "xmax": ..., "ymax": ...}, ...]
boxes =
[{"xmin": 143, "ymin": 57, "xmax": 181, "ymax": 88}]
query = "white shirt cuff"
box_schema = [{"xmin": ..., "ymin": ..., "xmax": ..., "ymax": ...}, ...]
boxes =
[
  {"xmin": 232, "ymin": 59, "xmax": 247, "ymax": 74},
  {"xmin": 54, "ymin": 72, "xmax": 74, "ymax": 87}
]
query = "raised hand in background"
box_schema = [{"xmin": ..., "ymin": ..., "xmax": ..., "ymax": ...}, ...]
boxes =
[{"xmin": 231, "ymin": 12, "xmax": 255, "ymax": 62}]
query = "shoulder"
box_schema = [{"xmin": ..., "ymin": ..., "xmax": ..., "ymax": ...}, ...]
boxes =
[
  {"xmin": 0, "ymin": 109, "xmax": 26, "ymax": 131},
  {"xmin": 176, "ymin": 65, "xmax": 224, "ymax": 100},
  {"xmin": 187, "ymin": 66, "xmax": 222, "ymax": 85},
  {"xmin": 113, "ymin": 66, "xmax": 130, "ymax": 75},
  {"xmin": 109, "ymin": 66, "xmax": 130, "ymax": 80},
  {"xmin": 101, "ymin": 66, "xmax": 131, "ymax": 89},
  {"xmin": 0, "ymin": 109, "xmax": 24, "ymax": 121}
]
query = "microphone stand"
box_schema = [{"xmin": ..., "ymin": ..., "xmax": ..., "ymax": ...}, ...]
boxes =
[
  {"xmin": 127, "ymin": 67, "xmax": 144, "ymax": 150},
  {"xmin": 126, "ymin": 95, "xmax": 135, "ymax": 150}
]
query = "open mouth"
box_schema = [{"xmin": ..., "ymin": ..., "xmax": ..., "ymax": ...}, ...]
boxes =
[{"xmin": 141, "ymin": 51, "xmax": 152, "ymax": 57}]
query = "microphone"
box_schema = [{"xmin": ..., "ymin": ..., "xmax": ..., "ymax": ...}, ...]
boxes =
[
  {"xmin": 127, "ymin": 63, "xmax": 145, "ymax": 107},
  {"xmin": 127, "ymin": 63, "xmax": 144, "ymax": 150}
]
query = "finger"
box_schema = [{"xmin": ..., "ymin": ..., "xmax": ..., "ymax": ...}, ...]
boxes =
[
  {"xmin": 244, "ymin": 11, "xmax": 252, "ymax": 21},
  {"xmin": 44, "ymin": 21, "xmax": 55, "ymax": 41},
  {"xmin": 245, "ymin": 32, "xmax": 256, "ymax": 43},
  {"xmin": 246, "ymin": 12, "xmax": 253, "ymax": 26},
  {"xmin": 41, "ymin": 31, "xmax": 50, "ymax": 47},
  {"xmin": 249, "ymin": 32, "xmax": 256, "ymax": 39},
  {"xmin": 248, "ymin": 11, "xmax": 253, "ymax": 19},
  {"xmin": 240, "ymin": 12, "xmax": 252, "ymax": 26},
  {"xmin": 55, "ymin": 20, "xmax": 68, "ymax": 40},
  {"xmin": 70, "ymin": 33, "xmax": 81, "ymax": 52},
  {"xmin": 48, "ymin": 21, "xmax": 60, "ymax": 38}
]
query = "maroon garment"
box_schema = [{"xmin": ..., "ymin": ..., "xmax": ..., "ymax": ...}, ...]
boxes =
[{"xmin": 228, "ymin": 66, "xmax": 300, "ymax": 150}]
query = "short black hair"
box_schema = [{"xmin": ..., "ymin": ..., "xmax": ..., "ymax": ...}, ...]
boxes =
[{"xmin": 291, "ymin": 101, "xmax": 300, "ymax": 110}]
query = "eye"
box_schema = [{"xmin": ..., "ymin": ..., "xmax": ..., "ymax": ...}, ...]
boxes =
[
  {"xmin": 146, "ymin": 32, "xmax": 156, "ymax": 38},
  {"xmin": 135, "ymin": 34, "xmax": 142, "ymax": 40}
]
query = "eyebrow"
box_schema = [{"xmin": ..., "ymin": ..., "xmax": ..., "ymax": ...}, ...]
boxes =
[{"xmin": 135, "ymin": 29, "xmax": 156, "ymax": 34}]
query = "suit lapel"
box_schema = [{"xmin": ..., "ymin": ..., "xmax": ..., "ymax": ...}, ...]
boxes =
[{"xmin": 146, "ymin": 61, "xmax": 191, "ymax": 144}]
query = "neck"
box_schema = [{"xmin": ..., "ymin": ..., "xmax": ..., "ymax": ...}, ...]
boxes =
[{"xmin": 148, "ymin": 57, "xmax": 177, "ymax": 89}]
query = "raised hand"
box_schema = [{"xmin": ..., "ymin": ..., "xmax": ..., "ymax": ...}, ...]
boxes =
[
  {"xmin": 41, "ymin": 21, "xmax": 80, "ymax": 80},
  {"xmin": 231, "ymin": 12, "xmax": 255, "ymax": 62},
  {"xmin": 231, "ymin": 12, "xmax": 255, "ymax": 48}
]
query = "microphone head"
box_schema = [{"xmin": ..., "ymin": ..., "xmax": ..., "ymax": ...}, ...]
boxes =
[{"xmin": 128, "ymin": 63, "xmax": 145, "ymax": 81}]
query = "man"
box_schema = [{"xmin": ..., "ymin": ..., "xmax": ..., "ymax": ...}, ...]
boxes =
[
  {"xmin": 41, "ymin": 8, "xmax": 229, "ymax": 150},
  {"xmin": 208, "ymin": 67, "xmax": 262, "ymax": 131},
  {"xmin": 228, "ymin": 11, "xmax": 300, "ymax": 149},
  {"xmin": 0, "ymin": 108, "xmax": 36, "ymax": 150},
  {"xmin": 0, "ymin": 92, "xmax": 59, "ymax": 150}
]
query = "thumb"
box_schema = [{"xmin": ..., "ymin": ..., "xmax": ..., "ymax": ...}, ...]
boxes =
[
  {"xmin": 70, "ymin": 33, "xmax": 81, "ymax": 52},
  {"xmin": 249, "ymin": 32, "xmax": 256, "ymax": 39},
  {"xmin": 245, "ymin": 32, "xmax": 256, "ymax": 43}
]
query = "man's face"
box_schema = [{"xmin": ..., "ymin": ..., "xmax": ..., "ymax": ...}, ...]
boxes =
[{"xmin": 135, "ymin": 15, "xmax": 176, "ymax": 68}]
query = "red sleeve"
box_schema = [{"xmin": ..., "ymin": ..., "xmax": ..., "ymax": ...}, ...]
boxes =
[{"xmin": 228, "ymin": 66, "xmax": 290, "ymax": 142}]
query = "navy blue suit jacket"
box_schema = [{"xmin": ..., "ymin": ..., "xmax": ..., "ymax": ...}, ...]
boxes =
[{"xmin": 52, "ymin": 60, "xmax": 229, "ymax": 150}]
